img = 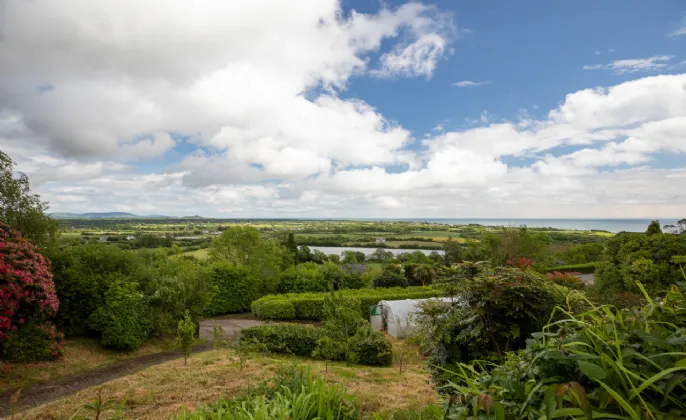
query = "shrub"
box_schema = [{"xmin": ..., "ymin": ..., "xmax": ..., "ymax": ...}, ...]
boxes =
[
  {"xmin": 240, "ymin": 325, "xmax": 325, "ymax": 358},
  {"xmin": 177, "ymin": 311, "xmax": 195, "ymax": 365},
  {"xmin": 442, "ymin": 284, "xmax": 686, "ymax": 419},
  {"xmin": 89, "ymin": 281, "xmax": 150, "ymax": 350},
  {"xmin": 206, "ymin": 263, "xmax": 259, "ymax": 315},
  {"xmin": 47, "ymin": 244, "xmax": 145, "ymax": 337},
  {"xmin": 279, "ymin": 262, "xmax": 328, "ymax": 293},
  {"xmin": 251, "ymin": 299, "xmax": 296, "ymax": 320},
  {"xmin": 0, "ymin": 222, "xmax": 59, "ymax": 354},
  {"xmin": 373, "ymin": 264, "xmax": 408, "ymax": 288},
  {"xmin": 251, "ymin": 286, "xmax": 441, "ymax": 321},
  {"xmin": 346, "ymin": 323, "xmax": 392, "ymax": 367},
  {"xmin": 545, "ymin": 271, "xmax": 585, "ymax": 289},
  {"xmin": 0, "ymin": 322, "xmax": 64, "ymax": 362}
]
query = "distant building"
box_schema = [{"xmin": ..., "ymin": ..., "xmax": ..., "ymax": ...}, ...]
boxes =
[
  {"xmin": 98, "ymin": 236, "xmax": 109, "ymax": 242},
  {"xmin": 125, "ymin": 235, "xmax": 135, "ymax": 241},
  {"xmin": 375, "ymin": 238, "xmax": 386, "ymax": 243}
]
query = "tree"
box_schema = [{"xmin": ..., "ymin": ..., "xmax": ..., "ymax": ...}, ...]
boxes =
[
  {"xmin": 312, "ymin": 335, "xmax": 345, "ymax": 372},
  {"xmin": 0, "ymin": 222, "xmax": 60, "ymax": 349},
  {"xmin": 443, "ymin": 238, "xmax": 463, "ymax": 265},
  {"xmin": 373, "ymin": 263, "xmax": 408, "ymax": 288},
  {"xmin": 176, "ymin": 311, "xmax": 195, "ymax": 366},
  {"xmin": 645, "ymin": 220, "xmax": 662, "ymax": 236},
  {"xmin": 369, "ymin": 248, "xmax": 393, "ymax": 262},
  {"xmin": 0, "ymin": 150, "xmax": 59, "ymax": 247}
]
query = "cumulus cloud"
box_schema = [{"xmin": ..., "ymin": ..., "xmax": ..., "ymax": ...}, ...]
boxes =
[
  {"xmin": 583, "ymin": 56, "xmax": 674, "ymax": 74},
  {"xmin": 1, "ymin": 0, "xmax": 685, "ymax": 218}
]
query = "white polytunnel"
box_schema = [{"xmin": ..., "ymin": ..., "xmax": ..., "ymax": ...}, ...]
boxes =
[{"xmin": 373, "ymin": 297, "xmax": 462, "ymax": 338}]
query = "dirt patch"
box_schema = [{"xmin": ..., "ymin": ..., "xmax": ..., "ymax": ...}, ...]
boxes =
[{"xmin": 0, "ymin": 343, "xmax": 212, "ymax": 417}]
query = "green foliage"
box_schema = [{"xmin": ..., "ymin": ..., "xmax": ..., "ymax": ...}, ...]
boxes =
[
  {"xmin": 279, "ymin": 262, "xmax": 328, "ymax": 293},
  {"xmin": 441, "ymin": 284, "xmax": 686, "ymax": 420},
  {"xmin": 442, "ymin": 238, "xmax": 464, "ymax": 265},
  {"xmin": 240, "ymin": 325, "xmax": 326, "ymax": 358},
  {"xmin": 596, "ymin": 231, "xmax": 686, "ymax": 293},
  {"xmin": 346, "ymin": 323, "xmax": 392, "ymax": 367},
  {"xmin": 206, "ymin": 263, "xmax": 259, "ymax": 315},
  {"xmin": 373, "ymin": 263, "xmax": 409, "ymax": 288},
  {"xmin": 209, "ymin": 226, "xmax": 284, "ymax": 295},
  {"xmin": 0, "ymin": 322, "xmax": 64, "ymax": 362},
  {"xmin": 251, "ymin": 299, "xmax": 296, "ymax": 320},
  {"xmin": 413, "ymin": 269, "xmax": 567, "ymax": 370},
  {"xmin": 47, "ymin": 244, "xmax": 148, "ymax": 336},
  {"xmin": 176, "ymin": 311, "xmax": 195, "ymax": 365},
  {"xmin": 312, "ymin": 336, "xmax": 346, "ymax": 371},
  {"xmin": 88, "ymin": 281, "xmax": 150, "ymax": 350},
  {"xmin": 175, "ymin": 369, "xmax": 359, "ymax": 419},
  {"xmin": 252, "ymin": 286, "xmax": 441, "ymax": 321},
  {"xmin": 0, "ymin": 149, "xmax": 59, "ymax": 247},
  {"xmin": 645, "ymin": 219, "xmax": 663, "ymax": 236}
]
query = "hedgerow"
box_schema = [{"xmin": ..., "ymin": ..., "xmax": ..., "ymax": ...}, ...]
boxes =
[
  {"xmin": 541, "ymin": 262, "xmax": 596, "ymax": 274},
  {"xmin": 251, "ymin": 286, "xmax": 441, "ymax": 321}
]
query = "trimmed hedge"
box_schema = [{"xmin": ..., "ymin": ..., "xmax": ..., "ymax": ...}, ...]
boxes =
[
  {"xmin": 239, "ymin": 323, "xmax": 393, "ymax": 367},
  {"xmin": 251, "ymin": 286, "xmax": 441, "ymax": 321},
  {"xmin": 240, "ymin": 324, "xmax": 325, "ymax": 358},
  {"xmin": 541, "ymin": 262, "xmax": 596, "ymax": 274}
]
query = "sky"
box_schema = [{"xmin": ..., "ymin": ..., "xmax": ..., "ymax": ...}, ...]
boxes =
[{"xmin": 0, "ymin": 0, "xmax": 685, "ymax": 218}]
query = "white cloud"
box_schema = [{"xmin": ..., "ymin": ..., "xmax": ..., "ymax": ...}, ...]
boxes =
[
  {"xmin": 668, "ymin": 17, "xmax": 686, "ymax": 36},
  {"xmin": 1, "ymin": 0, "xmax": 685, "ymax": 218},
  {"xmin": 583, "ymin": 55, "xmax": 674, "ymax": 74},
  {"xmin": 453, "ymin": 80, "xmax": 491, "ymax": 88},
  {"xmin": 0, "ymin": 0, "xmax": 451, "ymax": 163}
]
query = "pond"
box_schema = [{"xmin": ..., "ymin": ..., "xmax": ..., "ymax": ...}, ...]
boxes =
[{"xmin": 305, "ymin": 246, "xmax": 444, "ymax": 257}]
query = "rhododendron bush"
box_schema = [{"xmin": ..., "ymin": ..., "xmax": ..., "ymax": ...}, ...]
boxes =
[{"xmin": 0, "ymin": 221, "xmax": 59, "ymax": 346}]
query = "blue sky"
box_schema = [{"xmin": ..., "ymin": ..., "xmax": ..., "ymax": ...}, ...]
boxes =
[
  {"xmin": 341, "ymin": 0, "xmax": 685, "ymax": 140},
  {"xmin": 1, "ymin": 0, "xmax": 685, "ymax": 218}
]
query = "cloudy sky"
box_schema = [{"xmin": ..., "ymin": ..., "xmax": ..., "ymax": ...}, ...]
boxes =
[{"xmin": 1, "ymin": 0, "xmax": 685, "ymax": 218}]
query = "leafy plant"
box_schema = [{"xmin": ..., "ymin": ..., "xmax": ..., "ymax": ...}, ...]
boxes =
[
  {"xmin": 88, "ymin": 281, "xmax": 150, "ymax": 350},
  {"xmin": 441, "ymin": 283, "xmax": 686, "ymax": 420},
  {"xmin": 176, "ymin": 311, "xmax": 195, "ymax": 365}
]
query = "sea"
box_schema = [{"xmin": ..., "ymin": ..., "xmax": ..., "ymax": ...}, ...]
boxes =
[{"xmin": 402, "ymin": 218, "xmax": 681, "ymax": 233}]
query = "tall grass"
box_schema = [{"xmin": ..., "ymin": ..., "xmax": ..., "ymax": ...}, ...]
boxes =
[
  {"xmin": 440, "ymin": 282, "xmax": 686, "ymax": 419},
  {"xmin": 174, "ymin": 368, "xmax": 359, "ymax": 420}
]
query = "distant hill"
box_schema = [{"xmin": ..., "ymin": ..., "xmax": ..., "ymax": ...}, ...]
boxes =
[{"xmin": 49, "ymin": 212, "xmax": 182, "ymax": 220}]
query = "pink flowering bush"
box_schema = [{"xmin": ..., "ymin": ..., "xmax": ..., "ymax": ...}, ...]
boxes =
[{"xmin": 0, "ymin": 222, "xmax": 61, "ymax": 360}]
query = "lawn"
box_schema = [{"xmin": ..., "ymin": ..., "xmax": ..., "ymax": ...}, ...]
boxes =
[
  {"xmin": 21, "ymin": 342, "xmax": 438, "ymax": 419},
  {"xmin": 0, "ymin": 337, "xmax": 176, "ymax": 393}
]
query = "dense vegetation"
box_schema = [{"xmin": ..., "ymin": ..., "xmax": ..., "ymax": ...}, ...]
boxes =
[{"xmin": 2, "ymin": 148, "xmax": 686, "ymax": 419}]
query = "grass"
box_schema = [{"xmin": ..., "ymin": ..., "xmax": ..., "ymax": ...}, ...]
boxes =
[
  {"xmin": 0, "ymin": 337, "xmax": 176, "ymax": 393},
  {"xmin": 20, "ymin": 342, "xmax": 438, "ymax": 419}
]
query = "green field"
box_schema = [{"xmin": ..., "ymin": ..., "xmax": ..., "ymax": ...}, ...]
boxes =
[{"xmin": 174, "ymin": 248, "xmax": 210, "ymax": 260}]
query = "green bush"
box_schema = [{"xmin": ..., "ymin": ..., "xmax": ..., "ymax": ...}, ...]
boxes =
[
  {"xmin": 0, "ymin": 323, "xmax": 64, "ymax": 362},
  {"xmin": 88, "ymin": 281, "xmax": 150, "ymax": 350},
  {"xmin": 240, "ymin": 325, "xmax": 326, "ymax": 358},
  {"xmin": 442, "ymin": 284, "xmax": 686, "ymax": 419},
  {"xmin": 251, "ymin": 287, "xmax": 441, "ymax": 321},
  {"xmin": 250, "ymin": 299, "xmax": 296, "ymax": 320},
  {"xmin": 279, "ymin": 262, "xmax": 328, "ymax": 293},
  {"xmin": 206, "ymin": 263, "xmax": 259, "ymax": 315},
  {"xmin": 347, "ymin": 324, "xmax": 392, "ymax": 367}
]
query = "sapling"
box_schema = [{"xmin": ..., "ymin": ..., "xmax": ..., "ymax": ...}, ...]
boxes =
[{"xmin": 176, "ymin": 311, "xmax": 195, "ymax": 366}]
